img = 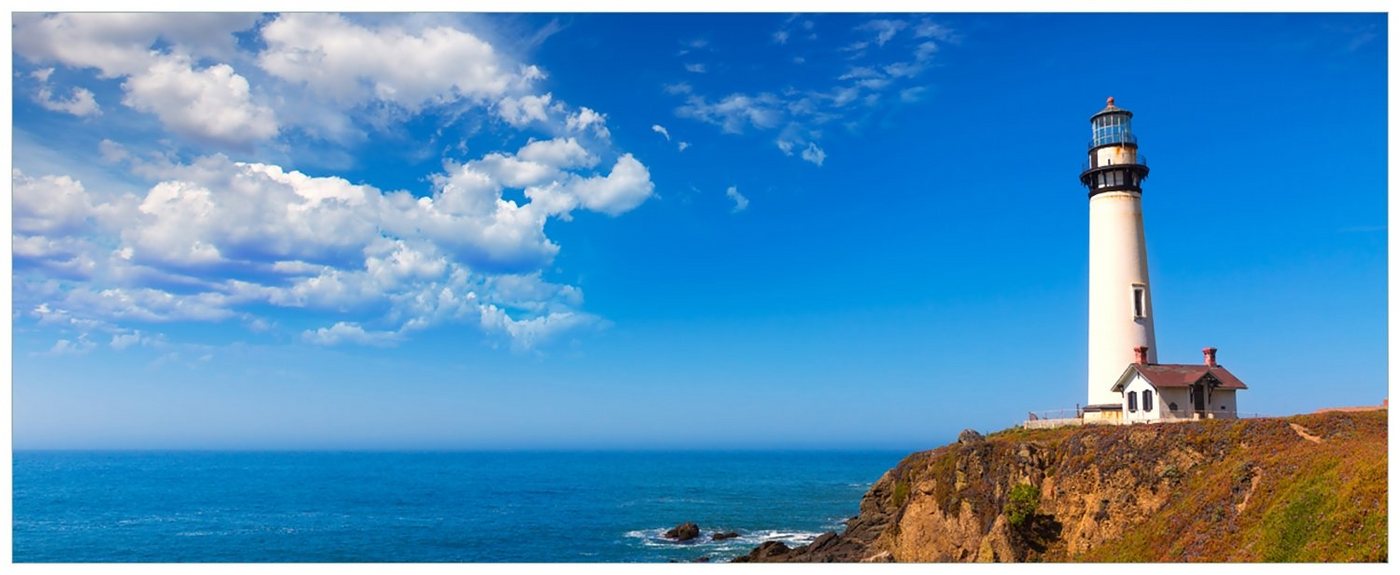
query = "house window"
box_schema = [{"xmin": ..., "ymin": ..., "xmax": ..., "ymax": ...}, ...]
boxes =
[
  {"xmin": 1169, "ymin": 402, "xmax": 1178, "ymax": 411},
  {"xmin": 1132, "ymin": 285, "xmax": 1146, "ymax": 318},
  {"xmin": 1142, "ymin": 390, "xmax": 1154, "ymax": 412},
  {"xmin": 1127, "ymin": 391, "xmax": 1138, "ymax": 412}
]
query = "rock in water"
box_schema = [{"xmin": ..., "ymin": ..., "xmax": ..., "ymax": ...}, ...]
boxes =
[
  {"xmin": 664, "ymin": 522, "xmax": 701, "ymax": 542},
  {"xmin": 711, "ymin": 531, "xmax": 740, "ymax": 541},
  {"xmin": 957, "ymin": 428, "xmax": 984, "ymax": 445},
  {"xmin": 732, "ymin": 541, "xmax": 792, "ymax": 562}
]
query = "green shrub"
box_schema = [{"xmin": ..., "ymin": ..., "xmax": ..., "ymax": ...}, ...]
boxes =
[
  {"xmin": 1005, "ymin": 484, "xmax": 1040, "ymax": 528},
  {"xmin": 891, "ymin": 479, "xmax": 911, "ymax": 508}
]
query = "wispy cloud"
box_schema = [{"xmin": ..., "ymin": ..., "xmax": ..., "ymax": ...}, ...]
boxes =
[{"xmin": 667, "ymin": 15, "xmax": 955, "ymax": 167}]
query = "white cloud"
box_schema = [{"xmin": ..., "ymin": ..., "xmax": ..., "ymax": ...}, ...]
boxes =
[
  {"xmin": 121, "ymin": 55, "xmax": 278, "ymax": 147},
  {"xmin": 259, "ymin": 13, "xmax": 522, "ymax": 111},
  {"xmin": 47, "ymin": 335, "xmax": 97, "ymax": 356},
  {"xmin": 677, "ymin": 141, "xmax": 690, "ymax": 152},
  {"xmin": 684, "ymin": 63, "xmax": 707, "ymax": 74},
  {"xmin": 677, "ymin": 93, "xmax": 782, "ymax": 134},
  {"xmin": 913, "ymin": 20, "xmax": 957, "ymax": 42},
  {"xmin": 801, "ymin": 143, "xmax": 827, "ymax": 167},
  {"xmin": 568, "ymin": 154, "xmax": 655, "ymax": 216},
  {"xmin": 497, "ymin": 93, "xmax": 556, "ymax": 126},
  {"xmin": 13, "ymin": 170, "xmax": 96, "ymax": 235},
  {"xmin": 15, "ymin": 13, "xmax": 274, "ymax": 147},
  {"xmin": 16, "ymin": 136, "xmax": 654, "ymax": 348},
  {"xmin": 651, "ymin": 124, "xmax": 672, "ymax": 141},
  {"xmin": 13, "ymin": 13, "xmax": 260, "ymax": 78},
  {"xmin": 726, "ymin": 186, "xmax": 749, "ymax": 212},
  {"xmin": 668, "ymin": 16, "xmax": 956, "ymax": 167},
  {"xmin": 565, "ymin": 107, "xmax": 611, "ymax": 139},
  {"xmin": 479, "ymin": 306, "xmax": 600, "ymax": 351},
  {"xmin": 515, "ymin": 137, "xmax": 598, "ymax": 170},
  {"xmin": 32, "ymin": 68, "xmax": 101, "ymax": 117},
  {"xmin": 858, "ymin": 19, "xmax": 908, "ymax": 46},
  {"xmin": 302, "ymin": 321, "xmax": 402, "ymax": 347},
  {"xmin": 14, "ymin": 14, "xmax": 656, "ymax": 352},
  {"xmin": 110, "ymin": 329, "xmax": 163, "ymax": 350}
]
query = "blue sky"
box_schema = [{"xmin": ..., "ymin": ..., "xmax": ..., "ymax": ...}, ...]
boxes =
[{"xmin": 9, "ymin": 13, "xmax": 1387, "ymax": 449}]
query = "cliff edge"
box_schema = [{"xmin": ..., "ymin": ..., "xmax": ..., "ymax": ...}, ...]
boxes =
[{"xmin": 735, "ymin": 410, "xmax": 1387, "ymax": 562}]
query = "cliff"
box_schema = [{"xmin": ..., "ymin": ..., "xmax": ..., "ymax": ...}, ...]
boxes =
[{"xmin": 735, "ymin": 410, "xmax": 1387, "ymax": 562}]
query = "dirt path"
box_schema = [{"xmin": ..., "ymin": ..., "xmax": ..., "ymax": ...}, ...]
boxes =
[{"xmin": 1289, "ymin": 423, "xmax": 1322, "ymax": 444}]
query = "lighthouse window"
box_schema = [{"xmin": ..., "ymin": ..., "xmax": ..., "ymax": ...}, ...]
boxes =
[
  {"xmin": 1127, "ymin": 391, "xmax": 1138, "ymax": 412},
  {"xmin": 1143, "ymin": 390, "xmax": 1154, "ymax": 412},
  {"xmin": 1132, "ymin": 285, "xmax": 1146, "ymax": 318}
]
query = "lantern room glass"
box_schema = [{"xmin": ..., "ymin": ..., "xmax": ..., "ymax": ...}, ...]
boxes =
[{"xmin": 1092, "ymin": 112, "xmax": 1135, "ymax": 147}]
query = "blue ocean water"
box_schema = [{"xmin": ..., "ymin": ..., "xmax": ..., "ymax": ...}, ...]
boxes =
[{"xmin": 13, "ymin": 450, "xmax": 905, "ymax": 562}]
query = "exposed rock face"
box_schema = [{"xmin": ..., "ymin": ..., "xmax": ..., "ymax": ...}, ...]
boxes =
[
  {"xmin": 664, "ymin": 522, "xmax": 700, "ymax": 542},
  {"xmin": 957, "ymin": 429, "xmax": 984, "ymax": 445},
  {"xmin": 711, "ymin": 531, "xmax": 740, "ymax": 541},
  {"xmin": 736, "ymin": 411, "xmax": 1388, "ymax": 562}
]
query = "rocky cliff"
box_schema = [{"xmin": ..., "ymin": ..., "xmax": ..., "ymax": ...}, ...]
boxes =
[{"xmin": 735, "ymin": 410, "xmax": 1387, "ymax": 562}]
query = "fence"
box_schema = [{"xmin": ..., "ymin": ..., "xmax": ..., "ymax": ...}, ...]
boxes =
[{"xmin": 1023, "ymin": 407, "xmax": 1084, "ymax": 430}]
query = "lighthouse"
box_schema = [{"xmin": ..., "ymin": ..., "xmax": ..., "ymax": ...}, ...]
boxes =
[{"xmin": 1081, "ymin": 97, "xmax": 1155, "ymax": 421}]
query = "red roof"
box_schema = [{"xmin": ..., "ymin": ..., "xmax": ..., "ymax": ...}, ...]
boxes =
[{"xmin": 1111, "ymin": 363, "xmax": 1248, "ymax": 392}]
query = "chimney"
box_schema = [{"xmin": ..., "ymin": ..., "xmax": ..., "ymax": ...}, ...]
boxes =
[
  {"xmin": 1133, "ymin": 346, "xmax": 1149, "ymax": 364},
  {"xmin": 1203, "ymin": 347, "xmax": 1218, "ymax": 367}
]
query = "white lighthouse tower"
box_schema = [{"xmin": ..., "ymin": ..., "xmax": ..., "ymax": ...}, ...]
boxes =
[{"xmin": 1081, "ymin": 97, "xmax": 1156, "ymax": 422}]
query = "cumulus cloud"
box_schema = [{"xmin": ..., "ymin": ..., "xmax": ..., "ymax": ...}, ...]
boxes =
[
  {"xmin": 32, "ymin": 68, "xmax": 101, "ymax": 117},
  {"xmin": 568, "ymin": 155, "xmax": 655, "ymax": 216},
  {"xmin": 565, "ymin": 107, "xmax": 611, "ymax": 139},
  {"xmin": 13, "ymin": 13, "xmax": 261, "ymax": 77},
  {"xmin": 14, "ymin": 13, "xmax": 274, "ymax": 147},
  {"xmin": 726, "ymin": 186, "xmax": 749, "ymax": 212},
  {"xmin": 801, "ymin": 142, "xmax": 826, "ymax": 167},
  {"xmin": 13, "ymin": 13, "xmax": 653, "ymax": 351},
  {"xmin": 259, "ymin": 13, "xmax": 523, "ymax": 111},
  {"xmin": 13, "ymin": 136, "xmax": 654, "ymax": 348},
  {"xmin": 497, "ymin": 93, "xmax": 557, "ymax": 126},
  {"xmin": 13, "ymin": 170, "xmax": 97, "ymax": 236},
  {"xmin": 122, "ymin": 55, "xmax": 278, "ymax": 146}
]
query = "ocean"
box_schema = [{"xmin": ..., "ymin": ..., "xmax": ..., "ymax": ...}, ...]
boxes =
[{"xmin": 13, "ymin": 450, "xmax": 906, "ymax": 562}]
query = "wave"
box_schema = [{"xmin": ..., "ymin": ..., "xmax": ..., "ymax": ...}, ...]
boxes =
[{"xmin": 623, "ymin": 526, "xmax": 828, "ymax": 554}]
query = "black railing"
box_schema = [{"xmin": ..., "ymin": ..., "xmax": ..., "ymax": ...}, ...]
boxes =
[{"xmin": 1081, "ymin": 153, "xmax": 1147, "ymax": 173}]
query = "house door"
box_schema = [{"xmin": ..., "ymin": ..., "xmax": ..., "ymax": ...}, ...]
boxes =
[{"xmin": 1191, "ymin": 383, "xmax": 1206, "ymax": 414}]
